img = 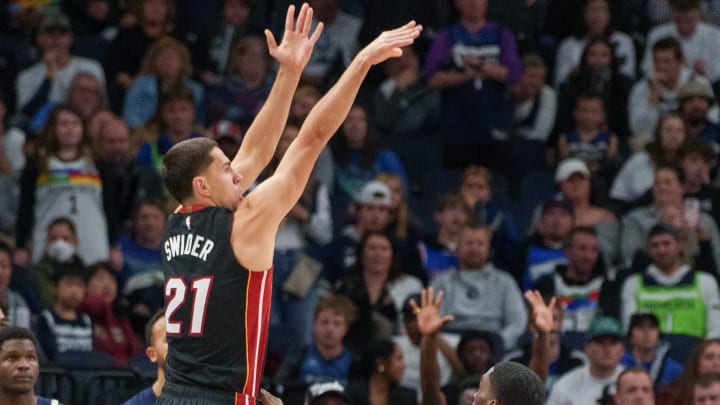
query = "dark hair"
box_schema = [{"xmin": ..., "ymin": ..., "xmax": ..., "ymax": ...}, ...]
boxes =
[
  {"xmin": 655, "ymin": 163, "xmax": 685, "ymax": 184},
  {"xmin": 0, "ymin": 326, "xmax": 37, "ymax": 351},
  {"xmin": 354, "ymin": 230, "xmax": 400, "ymax": 281},
  {"xmin": 435, "ymin": 193, "xmax": 470, "ymax": 213},
  {"xmin": 646, "ymin": 114, "xmax": 687, "ymax": 166},
  {"xmin": 695, "ymin": 372, "xmax": 720, "ymax": 389},
  {"xmin": 564, "ymin": 225, "xmax": 598, "ymax": 248},
  {"xmin": 457, "ymin": 329, "xmax": 496, "ymax": 362},
  {"xmin": 331, "ymin": 104, "xmax": 379, "ymax": 168},
  {"xmin": 162, "ymin": 137, "xmax": 218, "ymax": 202},
  {"xmin": 678, "ymin": 137, "xmax": 716, "ymax": 163},
  {"xmin": 38, "ymin": 105, "xmax": 92, "ymax": 173},
  {"xmin": 48, "ymin": 217, "xmax": 78, "ymax": 237},
  {"xmin": 577, "ymin": 0, "xmax": 613, "ymax": 38},
  {"xmin": 130, "ymin": 198, "xmax": 169, "ymax": 238},
  {"xmin": 144, "ymin": 309, "xmax": 165, "ymax": 346},
  {"xmin": 0, "ymin": 240, "xmax": 12, "ymax": 258},
  {"xmin": 578, "ymin": 36, "xmax": 617, "ymax": 72},
  {"xmin": 53, "ymin": 261, "xmax": 87, "ymax": 284},
  {"xmin": 652, "ymin": 36, "xmax": 685, "ymax": 61},
  {"xmin": 314, "ymin": 295, "xmax": 357, "ymax": 325},
  {"xmin": 669, "ymin": 0, "xmax": 701, "ymax": 11},
  {"xmin": 488, "ymin": 362, "xmax": 545, "ymax": 405},
  {"xmin": 350, "ymin": 339, "xmax": 396, "ymax": 379},
  {"xmin": 522, "ymin": 53, "xmax": 546, "ymax": 70}
]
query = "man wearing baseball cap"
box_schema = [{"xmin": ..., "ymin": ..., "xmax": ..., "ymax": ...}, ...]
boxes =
[
  {"xmin": 547, "ymin": 316, "xmax": 625, "ymax": 405},
  {"xmin": 322, "ymin": 180, "xmax": 424, "ymax": 283},
  {"xmin": 16, "ymin": 11, "xmax": 105, "ymax": 115},
  {"xmin": 305, "ymin": 380, "xmax": 350, "ymax": 405}
]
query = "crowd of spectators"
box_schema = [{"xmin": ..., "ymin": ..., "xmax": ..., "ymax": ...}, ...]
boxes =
[{"xmin": 4, "ymin": 0, "xmax": 720, "ymax": 403}]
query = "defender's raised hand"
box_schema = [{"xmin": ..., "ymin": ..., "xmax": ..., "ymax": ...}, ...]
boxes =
[
  {"xmin": 524, "ymin": 290, "xmax": 556, "ymax": 334},
  {"xmin": 264, "ymin": 3, "xmax": 323, "ymax": 72},
  {"xmin": 411, "ymin": 287, "xmax": 455, "ymax": 336},
  {"xmin": 357, "ymin": 21, "xmax": 423, "ymax": 67}
]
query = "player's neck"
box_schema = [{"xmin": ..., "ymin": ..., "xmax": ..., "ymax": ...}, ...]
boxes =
[{"xmin": 152, "ymin": 369, "xmax": 166, "ymax": 397}]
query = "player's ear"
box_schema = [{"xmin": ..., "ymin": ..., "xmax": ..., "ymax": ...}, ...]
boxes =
[
  {"xmin": 191, "ymin": 176, "xmax": 210, "ymax": 198},
  {"xmin": 146, "ymin": 346, "xmax": 158, "ymax": 363}
]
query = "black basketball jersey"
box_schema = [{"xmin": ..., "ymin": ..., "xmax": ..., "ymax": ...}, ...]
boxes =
[{"xmin": 161, "ymin": 205, "xmax": 272, "ymax": 402}]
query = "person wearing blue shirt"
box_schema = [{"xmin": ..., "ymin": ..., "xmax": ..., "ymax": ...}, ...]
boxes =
[
  {"xmin": 619, "ymin": 313, "xmax": 683, "ymax": 388},
  {"xmin": 123, "ymin": 311, "xmax": 166, "ymax": 405}
]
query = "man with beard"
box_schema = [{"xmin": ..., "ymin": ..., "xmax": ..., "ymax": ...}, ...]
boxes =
[
  {"xmin": 123, "ymin": 311, "xmax": 167, "ymax": 405},
  {"xmin": 535, "ymin": 226, "xmax": 605, "ymax": 333},
  {"xmin": 430, "ymin": 221, "xmax": 527, "ymax": 350},
  {"xmin": 94, "ymin": 116, "xmax": 163, "ymax": 269},
  {"xmin": 620, "ymin": 223, "xmax": 720, "ymax": 338},
  {"xmin": 677, "ymin": 80, "xmax": 720, "ymax": 151},
  {"xmin": 0, "ymin": 326, "xmax": 60, "ymax": 405}
]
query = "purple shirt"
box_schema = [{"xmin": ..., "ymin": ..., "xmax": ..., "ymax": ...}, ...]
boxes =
[{"xmin": 424, "ymin": 21, "xmax": 521, "ymax": 84}]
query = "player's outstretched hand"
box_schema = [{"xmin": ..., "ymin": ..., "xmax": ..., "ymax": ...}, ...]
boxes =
[
  {"xmin": 265, "ymin": 3, "xmax": 323, "ymax": 73},
  {"xmin": 411, "ymin": 287, "xmax": 454, "ymax": 336},
  {"xmin": 524, "ymin": 290, "xmax": 556, "ymax": 334},
  {"xmin": 357, "ymin": 21, "xmax": 423, "ymax": 67}
]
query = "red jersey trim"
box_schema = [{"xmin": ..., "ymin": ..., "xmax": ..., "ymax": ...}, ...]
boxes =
[
  {"xmin": 241, "ymin": 267, "xmax": 273, "ymax": 399},
  {"xmin": 178, "ymin": 204, "xmax": 210, "ymax": 213}
]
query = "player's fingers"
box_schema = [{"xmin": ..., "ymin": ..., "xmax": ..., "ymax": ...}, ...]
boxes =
[
  {"xmin": 285, "ymin": 4, "xmax": 296, "ymax": 33},
  {"xmin": 265, "ymin": 29, "xmax": 278, "ymax": 51},
  {"xmin": 309, "ymin": 22, "xmax": 323, "ymax": 44},
  {"xmin": 302, "ymin": 5, "xmax": 313, "ymax": 35},
  {"xmin": 296, "ymin": 3, "xmax": 309, "ymax": 33}
]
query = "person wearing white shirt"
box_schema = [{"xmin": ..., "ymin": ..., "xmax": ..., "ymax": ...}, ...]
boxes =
[
  {"xmin": 15, "ymin": 12, "xmax": 105, "ymax": 117},
  {"xmin": 546, "ymin": 316, "xmax": 625, "ymax": 405},
  {"xmin": 554, "ymin": 0, "xmax": 635, "ymax": 87},
  {"xmin": 512, "ymin": 54, "xmax": 556, "ymax": 143},
  {"xmin": 628, "ymin": 36, "xmax": 710, "ymax": 143},
  {"xmin": 641, "ymin": 0, "xmax": 720, "ymax": 84}
]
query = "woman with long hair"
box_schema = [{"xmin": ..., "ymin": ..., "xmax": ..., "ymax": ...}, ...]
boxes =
[
  {"xmin": 14, "ymin": 105, "xmax": 109, "ymax": 267},
  {"xmin": 346, "ymin": 339, "xmax": 418, "ymax": 405},
  {"xmin": 658, "ymin": 338, "xmax": 720, "ymax": 405},
  {"xmin": 335, "ymin": 231, "xmax": 422, "ymax": 352}
]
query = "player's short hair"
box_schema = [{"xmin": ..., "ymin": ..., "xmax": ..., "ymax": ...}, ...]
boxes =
[
  {"xmin": 163, "ymin": 137, "xmax": 218, "ymax": 202},
  {"xmin": 48, "ymin": 217, "xmax": 77, "ymax": 236},
  {"xmin": 488, "ymin": 362, "xmax": 545, "ymax": 405},
  {"xmin": 145, "ymin": 309, "xmax": 165, "ymax": 346},
  {"xmin": 0, "ymin": 327, "xmax": 37, "ymax": 351}
]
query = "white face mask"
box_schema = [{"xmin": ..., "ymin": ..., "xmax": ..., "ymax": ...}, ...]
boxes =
[{"xmin": 46, "ymin": 239, "xmax": 76, "ymax": 262}]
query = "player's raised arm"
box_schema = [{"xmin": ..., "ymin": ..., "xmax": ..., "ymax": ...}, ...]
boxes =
[
  {"xmin": 231, "ymin": 3, "xmax": 323, "ymax": 190},
  {"xmin": 233, "ymin": 22, "xmax": 422, "ymax": 271}
]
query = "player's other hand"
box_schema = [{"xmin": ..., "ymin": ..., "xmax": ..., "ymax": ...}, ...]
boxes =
[
  {"xmin": 265, "ymin": 3, "xmax": 323, "ymax": 73},
  {"xmin": 357, "ymin": 21, "xmax": 423, "ymax": 67}
]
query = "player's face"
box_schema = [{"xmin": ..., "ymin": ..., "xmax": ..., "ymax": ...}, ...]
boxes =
[
  {"xmin": 149, "ymin": 316, "xmax": 168, "ymax": 369},
  {"xmin": 472, "ymin": 368, "xmax": 496, "ymax": 405},
  {"xmin": 204, "ymin": 147, "xmax": 244, "ymax": 210},
  {"xmin": 0, "ymin": 339, "xmax": 39, "ymax": 395}
]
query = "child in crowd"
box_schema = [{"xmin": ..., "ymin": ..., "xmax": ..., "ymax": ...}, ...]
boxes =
[
  {"xmin": 558, "ymin": 93, "xmax": 618, "ymax": 173},
  {"xmin": 37, "ymin": 263, "xmax": 93, "ymax": 360},
  {"xmin": 79, "ymin": 262, "xmax": 142, "ymax": 365}
]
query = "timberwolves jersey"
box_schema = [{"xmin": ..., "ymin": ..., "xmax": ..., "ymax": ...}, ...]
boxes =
[{"xmin": 162, "ymin": 206, "xmax": 272, "ymax": 399}]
